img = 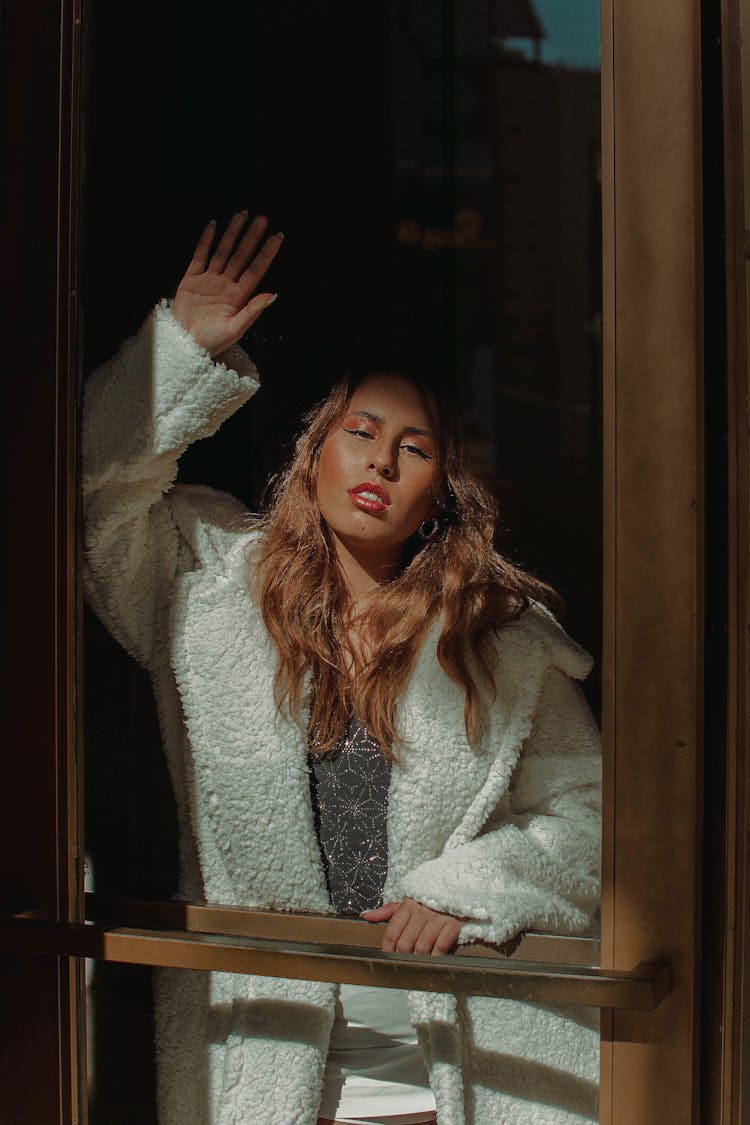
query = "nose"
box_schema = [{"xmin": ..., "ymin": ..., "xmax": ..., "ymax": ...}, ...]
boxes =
[{"xmin": 368, "ymin": 449, "xmax": 394, "ymax": 478}]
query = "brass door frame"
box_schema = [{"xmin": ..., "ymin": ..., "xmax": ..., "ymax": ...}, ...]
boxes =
[
  {"xmin": 729, "ymin": 0, "xmax": 750, "ymax": 1113},
  {"xmin": 0, "ymin": 1, "xmax": 727, "ymax": 1123},
  {"xmin": 701, "ymin": 0, "xmax": 750, "ymax": 1119},
  {"xmin": 0, "ymin": 0, "xmax": 83, "ymax": 1122},
  {"xmin": 599, "ymin": 0, "xmax": 705, "ymax": 1122}
]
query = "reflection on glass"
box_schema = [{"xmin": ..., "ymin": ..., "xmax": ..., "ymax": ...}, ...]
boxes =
[{"xmin": 82, "ymin": 1, "xmax": 601, "ymax": 1122}]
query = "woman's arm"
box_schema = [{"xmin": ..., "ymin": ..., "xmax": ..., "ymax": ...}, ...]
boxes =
[
  {"xmin": 365, "ymin": 665, "xmax": 601, "ymax": 951},
  {"xmin": 82, "ymin": 214, "xmax": 281, "ymax": 670}
]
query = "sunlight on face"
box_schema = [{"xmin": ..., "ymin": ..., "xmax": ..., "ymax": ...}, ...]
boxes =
[{"xmin": 316, "ymin": 374, "xmax": 439, "ymax": 572}]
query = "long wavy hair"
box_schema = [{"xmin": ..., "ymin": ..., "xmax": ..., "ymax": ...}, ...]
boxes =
[{"xmin": 253, "ymin": 357, "xmax": 559, "ymax": 758}]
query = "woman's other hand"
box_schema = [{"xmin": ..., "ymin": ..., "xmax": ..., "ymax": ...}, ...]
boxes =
[
  {"xmin": 172, "ymin": 212, "xmax": 283, "ymax": 356},
  {"xmin": 361, "ymin": 897, "xmax": 463, "ymax": 956}
]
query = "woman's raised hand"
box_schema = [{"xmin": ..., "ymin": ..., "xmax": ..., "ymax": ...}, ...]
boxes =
[{"xmin": 172, "ymin": 212, "xmax": 283, "ymax": 357}]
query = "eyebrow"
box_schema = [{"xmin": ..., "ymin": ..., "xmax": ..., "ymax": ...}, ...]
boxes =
[{"xmin": 348, "ymin": 409, "xmax": 434, "ymax": 439}]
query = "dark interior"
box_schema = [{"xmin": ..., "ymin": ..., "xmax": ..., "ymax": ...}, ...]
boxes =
[{"xmin": 81, "ymin": 2, "xmax": 601, "ymax": 1119}]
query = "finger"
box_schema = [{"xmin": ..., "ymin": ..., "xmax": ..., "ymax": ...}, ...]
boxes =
[
  {"xmin": 185, "ymin": 220, "xmax": 217, "ymax": 276},
  {"xmin": 226, "ymin": 292, "xmax": 278, "ymax": 340},
  {"xmin": 431, "ymin": 920, "xmax": 463, "ymax": 957},
  {"xmin": 237, "ymin": 232, "xmax": 284, "ymax": 300},
  {"xmin": 394, "ymin": 910, "xmax": 429, "ymax": 954},
  {"xmin": 413, "ymin": 917, "xmax": 448, "ymax": 956},
  {"xmin": 360, "ymin": 902, "xmax": 400, "ymax": 921},
  {"xmin": 382, "ymin": 903, "xmax": 412, "ymax": 952},
  {"xmin": 224, "ymin": 215, "xmax": 269, "ymax": 282},
  {"xmin": 207, "ymin": 210, "xmax": 248, "ymax": 273}
]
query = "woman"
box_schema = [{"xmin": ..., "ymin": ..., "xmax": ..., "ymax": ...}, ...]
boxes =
[{"xmin": 83, "ymin": 212, "xmax": 601, "ymax": 1125}]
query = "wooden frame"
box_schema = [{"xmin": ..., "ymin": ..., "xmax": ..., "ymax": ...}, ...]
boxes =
[
  {"xmin": 599, "ymin": 0, "xmax": 705, "ymax": 1121},
  {"xmin": 701, "ymin": 0, "xmax": 750, "ymax": 1119},
  {"xmin": 0, "ymin": 0, "xmax": 83, "ymax": 1121}
]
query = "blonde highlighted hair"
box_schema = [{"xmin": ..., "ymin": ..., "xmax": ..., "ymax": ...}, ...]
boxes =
[{"xmin": 253, "ymin": 360, "xmax": 558, "ymax": 757}]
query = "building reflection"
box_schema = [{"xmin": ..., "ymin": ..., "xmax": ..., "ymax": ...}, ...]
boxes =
[{"xmin": 392, "ymin": 0, "xmax": 602, "ymax": 692}]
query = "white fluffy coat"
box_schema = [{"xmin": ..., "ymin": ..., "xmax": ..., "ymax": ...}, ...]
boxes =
[{"xmin": 82, "ymin": 303, "xmax": 602, "ymax": 1125}]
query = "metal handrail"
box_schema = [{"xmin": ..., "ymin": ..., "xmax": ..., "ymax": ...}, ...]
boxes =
[{"xmin": 0, "ymin": 905, "xmax": 671, "ymax": 1011}]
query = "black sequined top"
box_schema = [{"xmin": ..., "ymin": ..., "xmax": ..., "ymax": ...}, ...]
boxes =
[{"xmin": 308, "ymin": 718, "xmax": 391, "ymax": 915}]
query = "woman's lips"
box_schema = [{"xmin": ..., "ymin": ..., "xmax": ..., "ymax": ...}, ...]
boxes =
[{"xmin": 348, "ymin": 482, "xmax": 391, "ymax": 513}]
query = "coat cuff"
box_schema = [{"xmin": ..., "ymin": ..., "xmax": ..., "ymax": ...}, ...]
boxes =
[
  {"xmin": 157, "ymin": 298, "xmax": 260, "ymax": 389},
  {"xmin": 83, "ymin": 301, "xmax": 260, "ymax": 483},
  {"xmin": 400, "ymin": 828, "xmax": 599, "ymax": 947}
]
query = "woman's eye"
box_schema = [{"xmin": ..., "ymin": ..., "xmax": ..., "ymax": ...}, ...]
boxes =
[
  {"xmin": 343, "ymin": 427, "xmax": 374, "ymax": 440},
  {"xmin": 402, "ymin": 443, "xmax": 432, "ymax": 461}
]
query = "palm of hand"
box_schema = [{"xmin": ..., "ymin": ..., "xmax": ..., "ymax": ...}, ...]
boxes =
[
  {"xmin": 172, "ymin": 212, "xmax": 282, "ymax": 356},
  {"xmin": 174, "ymin": 272, "xmax": 254, "ymax": 356}
]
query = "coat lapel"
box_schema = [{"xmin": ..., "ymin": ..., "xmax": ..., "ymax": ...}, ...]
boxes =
[
  {"xmin": 169, "ymin": 569, "xmax": 330, "ymax": 912},
  {"xmin": 385, "ymin": 614, "xmax": 557, "ymax": 897}
]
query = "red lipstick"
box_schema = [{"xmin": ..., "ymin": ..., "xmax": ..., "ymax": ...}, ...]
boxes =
[{"xmin": 348, "ymin": 481, "xmax": 391, "ymax": 513}]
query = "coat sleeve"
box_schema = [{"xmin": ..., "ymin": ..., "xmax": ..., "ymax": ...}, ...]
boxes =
[
  {"xmin": 399, "ymin": 665, "xmax": 602, "ymax": 946},
  {"xmin": 82, "ymin": 299, "xmax": 259, "ymax": 671}
]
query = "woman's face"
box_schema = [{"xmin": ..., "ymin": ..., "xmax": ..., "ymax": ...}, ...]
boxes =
[{"xmin": 316, "ymin": 373, "xmax": 439, "ymax": 571}]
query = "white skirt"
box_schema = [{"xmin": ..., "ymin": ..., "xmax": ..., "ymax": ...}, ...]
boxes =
[{"xmin": 317, "ymin": 984, "xmax": 437, "ymax": 1124}]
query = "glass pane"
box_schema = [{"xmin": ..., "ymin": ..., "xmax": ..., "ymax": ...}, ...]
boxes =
[
  {"xmin": 81, "ymin": 0, "xmax": 602, "ymax": 1121},
  {"xmin": 85, "ymin": 959, "xmax": 600, "ymax": 1124}
]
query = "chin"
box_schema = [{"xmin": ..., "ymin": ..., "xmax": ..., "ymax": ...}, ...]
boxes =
[{"xmin": 329, "ymin": 522, "xmax": 404, "ymax": 555}]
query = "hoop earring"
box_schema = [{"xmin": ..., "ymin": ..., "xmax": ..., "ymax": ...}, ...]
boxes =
[{"xmin": 418, "ymin": 517, "xmax": 440, "ymax": 542}]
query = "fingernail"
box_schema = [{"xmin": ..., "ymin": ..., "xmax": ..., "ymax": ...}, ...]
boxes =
[
  {"xmin": 275, "ymin": 231, "xmax": 285, "ymax": 242},
  {"xmin": 208, "ymin": 218, "xmax": 217, "ymax": 226},
  {"xmin": 264, "ymin": 293, "xmax": 278, "ymax": 308}
]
